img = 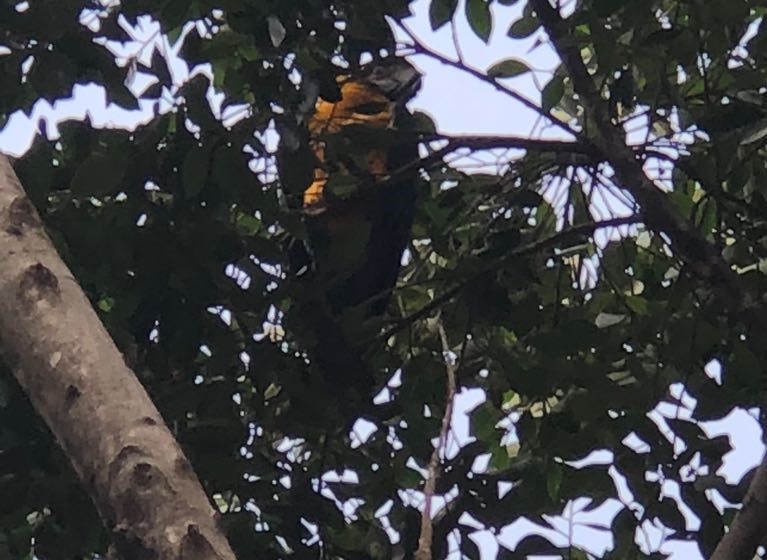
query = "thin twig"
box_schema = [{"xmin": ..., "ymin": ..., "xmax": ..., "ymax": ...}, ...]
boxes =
[
  {"xmin": 450, "ymin": 17, "xmax": 466, "ymax": 65},
  {"xmin": 414, "ymin": 315, "xmax": 464, "ymax": 560},
  {"xmin": 423, "ymin": 133, "xmax": 597, "ymax": 155}
]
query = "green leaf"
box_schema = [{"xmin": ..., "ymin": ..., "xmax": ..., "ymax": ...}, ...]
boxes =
[
  {"xmin": 182, "ymin": 145, "xmax": 212, "ymax": 199},
  {"xmin": 410, "ymin": 110, "xmax": 438, "ymax": 134},
  {"xmin": 507, "ymin": 15, "xmax": 540, "ymax": 39},
  {"xmin": 70, "ymin": 152, "xmax": 126, "ymax": 196},
  {"xmin": 161, "ymin": 0, "xmax": 197, "ymax": 29},
  {"xmin": 104, "ymin": 82, "xmax": 141, "ymax": 110},
  {"xmin": 541, "ymin": 75, "xmax": 565, "ymax": 112},
  {"xmin": 324, "ymin": 173, "xmax": 359, "ymax": 199},
  {"xmin": 730, "ymin": 343, "xmax": 761, "ymax": 388},
  {"xmin": 487, "ymin": 57, "xmax": 530, "ymax": 78},
  {"xmin": 471, "ymin": 402, "xmax": 502, "ymax": 441},
  {"xmin": 97, "ymin": 297, "xmax": 115, "ymax": 312},
  {"xmin": 547, "ymin": 464, "xmax": 563, "ymax": 500},
  {"xmin": 238, "ymin": 44, "xmax": 261, "ymax": 62},
  {"xmin": 234, "ymin": 212, "xmax": 262, "ymax": 236},
  {"xmin": 625, "ymin": 295, "xmax": 648, "ymax": 315},
  {"xmin": 489, "ymin": 442, "xmax": 512, "ymax": 470},
  {"xmin": 465, "ymin": 0, "xmax": 492, "ymax": 43},
  {"xmin": 429, "ymin": 0, "xmax": 458, "ymax": 30}
]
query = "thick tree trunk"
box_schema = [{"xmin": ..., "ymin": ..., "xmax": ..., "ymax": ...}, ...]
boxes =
[
  {"xmin": 0, "ymin": 155, "xmax": 237, "ymax": 560},
  {"xmin": 709, "ymin": 455, "xmax": 767, "ymax": 560}
]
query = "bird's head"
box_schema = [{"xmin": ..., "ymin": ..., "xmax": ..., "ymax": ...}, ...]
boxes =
[{"xmin": 358, "ymin": 57, "xmax": 422, "ymax": 107}]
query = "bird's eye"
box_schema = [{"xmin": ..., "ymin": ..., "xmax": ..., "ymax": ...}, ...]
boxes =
[{"xmin": 352, "ymin": 102, "xmax": 389, "ymax": 115}]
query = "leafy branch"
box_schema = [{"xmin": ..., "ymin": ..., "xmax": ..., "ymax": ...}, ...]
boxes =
[
  {"xmin": 415, "ymin": 313, "xmax": 467, "ymax": 560},
  {"xmin": 380, "ymin": 214, "xmax": 642, "ymax": 342},
  {"xmin": 527, "ymin": 0, "xmax": 767, "ymax": 557},
  {"xmin": 528, "ymin": 0, "xmax": 742, "ymax": 307}
]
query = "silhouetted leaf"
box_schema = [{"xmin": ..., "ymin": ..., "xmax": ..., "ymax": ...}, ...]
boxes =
[
  {"xmin": 488, "ymin": 57, "xmax": 530, "ymax": 78},
  {"xmin": 429, "ymin": 0, "xmax": 458, "ymax": 30},
  {"xmin": 465, "ymin": 0, "xmax": 492, "ymax": 43}
]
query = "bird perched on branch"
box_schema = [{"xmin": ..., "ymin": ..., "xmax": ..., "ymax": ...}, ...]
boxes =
[
  {"xmin": 290, "ymin": 57, "xmax": 422, "ymax": 317},
  {"xmin": 281, "ymin": 57, "xmax": 422, "ymax": 395}
]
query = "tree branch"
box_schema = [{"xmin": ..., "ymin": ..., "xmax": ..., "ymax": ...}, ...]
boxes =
[
  {"xmin": 381, "ymin": 214, "xmax": 641, "ymax": 343},
  {"xmin": 414, "ymin": 315, "xmax": 463, "ymax": 560},
  {"xmin": 0, "ymin": 155, "xmax": 237, "ymax": 560},
  {"xmin": 710, "ymin": 452, "xmax": 767, "ymax": 560},
  {"xmin": 528, "ymin": 2, "xmax": 767, "ymax": 556},
  {"xmin": 425, "ymin": 134, "xmax": 595, "ymax": 155},
  {"xmin": 529, "ymin": 0, "xmax": 746, "ymax": 312}
]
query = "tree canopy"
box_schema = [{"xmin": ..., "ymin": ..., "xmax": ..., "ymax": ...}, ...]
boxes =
[{"xmin": 2, "ymin": 0, "xmax": 767, "ymax": 558}]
